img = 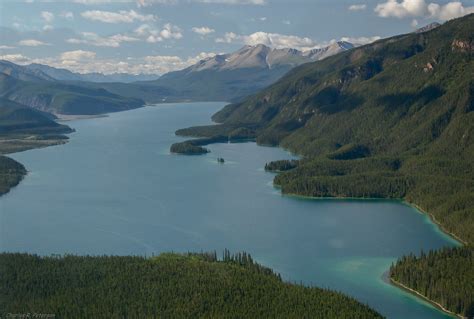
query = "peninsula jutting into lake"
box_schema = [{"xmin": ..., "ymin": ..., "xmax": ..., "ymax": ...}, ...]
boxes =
[{"xmin": 1, "ymin": 1, "xmax": 473, "ymax": 318}]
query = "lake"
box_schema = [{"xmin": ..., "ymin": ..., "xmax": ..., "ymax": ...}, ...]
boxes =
[{"xmin": 0, "ymin": 102, "xmax": 460, "ymax": 319}]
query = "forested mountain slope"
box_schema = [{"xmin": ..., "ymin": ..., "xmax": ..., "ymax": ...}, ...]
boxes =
[
  {"xmin": 0, "ymin": 252, "xmax": 383, "ymax": 319},
  {"xmin": 390, "ymin": 246, "xmax": 474, "ymax": 317},
  {"xmin": 173, "ymin": 14, "xmax": 474, "ymax": 317},
  {"xmin": 0, "ymin": 98, "xmax": 71, "ymax": 135},
  {"xmin": 176, "ymin": 14, "xmax": 474, "ymax": 245}
]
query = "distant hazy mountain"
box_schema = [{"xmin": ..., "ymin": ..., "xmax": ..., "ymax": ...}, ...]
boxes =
[
  {"xmin": 0, "ymin": 60, "xmax": 55, "ymax": 82},
  {"xmin": 25, "ymin": 63, "xmax": 160, "ymax": 83},
  {"xmin": 175, "ymin": 42, "xmax": 354, "ymax": 74},
  {"xmin": 0, "ymin": 61, "xmax": 144, "ymax": 115},
  {"xmin": 0, "ymin": 41, "xmax": 354, "ymax": 111},
  {"xmin": 135, "ymin": 42, "xmax": 355, "ymax": 103}
]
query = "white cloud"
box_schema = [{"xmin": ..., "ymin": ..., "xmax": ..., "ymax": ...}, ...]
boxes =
[
  {"xmin": 60, "ymin": 50, "xmax": 96, "ymax": 61},
  {"xmin": 0, "ymin": 45, "xmax": 16, "ymax": 50},
  {"xmin": 375, "ymin": 0, "xmax": 427, "ymax": 18},
  {"xmin": 18, "ymin": 39, "xmax": 50, "ymax": 46},
  {"xmin": 339, "ymin": 36, "xmax": 381, "ymax": 45},
  {"xmin": 60, "ymin": 11, "xmax": 75, "ymax": 20},
  {"xmin": 81, "ymin": 10, "xmax": 155, "ymax": 23},
  {"xmin": 427, "ymin": 1, "xmax": 474, "ymax": 20},
  {"xmin": 67, "ymin": 32, "xmax": 139, "ymax": 47},
  {"xmin": 0, "ymin": 51, "xmax": 216, "ymax": 75},
  {"xmin": 0, "ymin": 54, "xmax": 30, "ymax": 63},
  {"xmin": 348, "ymin": 4, "xmax": 367, "ymax": 11},
  {"xmin": 135, "ymin": 23, "xmax": 182, "ymax": 42},
  {"xmin": 216, "ymin": 31, "xmax": 315, "ymax": 50},
  {"xmin": 375, "ymin": 0, "xmax": 474, "ymax": 20},
  {"xmin": 192, "ymin": 26, "xmax": 215, "ymax": 35},
  {"xmin": 160, "ymin": 23, "xmax": 183, "ymax": 39},
  {"xmin": 41, "ymin": 11, "xmax": 54, "ymax": 23},
  {"xmin": 216, "ymin": 31, "xmax": 381, "ymax": 50},
  {"xmin": 411, "ymin": 18, "xmax": 419, "ymax": 26}
]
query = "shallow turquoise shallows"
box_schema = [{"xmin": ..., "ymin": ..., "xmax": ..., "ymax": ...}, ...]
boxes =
[{"xmin": 0, "ymin": 102, "xmax": 460, "ymax": 319}]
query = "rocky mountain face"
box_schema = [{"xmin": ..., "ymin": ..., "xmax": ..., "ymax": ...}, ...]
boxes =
[
  {"xmin": 148, "ymin": 42, "xmax": 354, "ymax": 102},
  {"xmin": 177, "ymin": 42, "xmax": 354, "ymax": 74}
]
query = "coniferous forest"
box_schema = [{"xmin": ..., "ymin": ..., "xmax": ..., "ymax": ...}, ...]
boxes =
[
  {"xmin": 0, "ymin": 155, "xmax": 26, "ymax": 196},
  {"xmin": 390, "ymin": 246, "xmax": 474, "ymax": 317},
  {"xmin": 0, "ymin": 252, "xmax": 383, "ymax": 319}
]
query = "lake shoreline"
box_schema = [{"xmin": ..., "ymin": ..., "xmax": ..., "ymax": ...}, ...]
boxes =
[
  {"xmin": 277, "ymin": 190, "xmax": 465, "ymax": 246},
  {"xmin": 389, "ymin": 278, "xmax": 462, "ymax": 319},
  {"xmin": 278, "ymin": 189, "xmax": 467, "ymax": 319}
]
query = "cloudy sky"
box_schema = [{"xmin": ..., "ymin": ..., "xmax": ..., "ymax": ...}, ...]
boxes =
[{"xmin": 1, "ymin": 0, "xmax": 473, "ymax": 75}]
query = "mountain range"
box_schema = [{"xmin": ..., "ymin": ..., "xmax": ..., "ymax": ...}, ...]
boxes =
[
  {"xmin": 24, "ymin": 64, "xmax": 160, "ymax": 83},
  {"xmin": 142, "ymin": 41, "xmax": 354, "ymax": 102},
  {"xmin": 1, "ymin": 41, "xmax": 355, "ymax": 111}
]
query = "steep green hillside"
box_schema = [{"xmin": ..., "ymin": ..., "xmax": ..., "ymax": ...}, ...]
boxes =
[
  {"xmin": 176, "ymin": 14, "xmax": 474, "ymax": 245},
  {"xmin": 390, "ymin": 246, "xmax": 474, "ymax": 317},
  {"xmin": 0, "ymin": 252, "xmax": 383, "ymax": 319},
  {"xmin": 0, "ymin": 73, "xmax": 144, "ymax": 115},
  {"xmin": 0, "ymin": 98, "xmax": 71, "ymax": 135}
]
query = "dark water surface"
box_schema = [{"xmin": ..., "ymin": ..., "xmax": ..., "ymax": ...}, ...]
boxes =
[{"xmin": 0, "ymin": 102, "xmax": 459, "ymax": 318}]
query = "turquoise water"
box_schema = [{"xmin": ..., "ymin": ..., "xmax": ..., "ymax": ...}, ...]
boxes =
[{"xmin": 0, "ymin": 102, "xmax": 459, "ymax": 318}]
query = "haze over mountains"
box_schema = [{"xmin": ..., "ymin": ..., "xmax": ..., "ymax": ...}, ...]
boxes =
[
  {"xmin": 0, "ymin": 40, "xmax": 356, "ymax": 113},
  {"xmin": 137, "ymin": 41, "xmax": 354, "ymax": 102},
  {"xmin": 178, "ymin": 41, "xmax": 354, "ymax": 73},
  {"xmin": 25, "ymin": 64, "xmax": 160, "ymax": 83}
]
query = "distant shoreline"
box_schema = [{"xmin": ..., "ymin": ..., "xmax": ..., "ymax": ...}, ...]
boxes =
[
  {"xmin": 55, "ymin": 113, "xmax": 108, "ymax": 122},
  {"xmin": 278, "ymin": 190, "xmax": 464, "ymax": 246}
]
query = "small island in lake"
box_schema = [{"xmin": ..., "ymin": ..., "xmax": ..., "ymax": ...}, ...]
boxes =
[
  {"xmin": 170, "ymin": 141, "xmax": 209, "ymax": 155},
  {"xmin": 170, "ymin": 135, "xmax": 228, "ymax": 155}
]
